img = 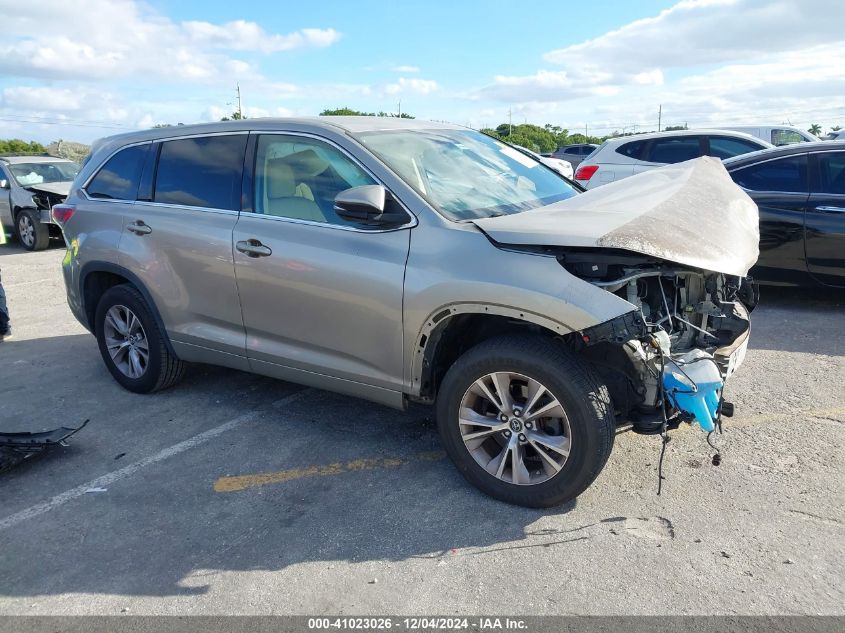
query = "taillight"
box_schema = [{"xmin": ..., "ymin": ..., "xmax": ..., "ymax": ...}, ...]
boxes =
[
  {"xmin": 574, "ymin": 164, "xmax": 599, "ymax": 181},
  {"xmin": 52, "ymin": 204, "xmax": 75, "ymax": 226}
]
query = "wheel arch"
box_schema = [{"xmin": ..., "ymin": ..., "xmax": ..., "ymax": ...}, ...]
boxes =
[
  {"xmin": 410, "ymin": 303, "xmax": 577, "ymax": 402},
  {"xmin": 79, "ymin": 261, "xmax": 177, "ymax": 357}
]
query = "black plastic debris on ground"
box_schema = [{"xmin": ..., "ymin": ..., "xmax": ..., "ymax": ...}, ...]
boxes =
[{"xmin": 0, "ymin": 419, "xmax": 88, "ymax": 472}]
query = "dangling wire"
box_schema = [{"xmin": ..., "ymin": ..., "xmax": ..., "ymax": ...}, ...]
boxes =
[{"xmin": 655, "ymin": 340, "xmax": 671, "ymax": 495}]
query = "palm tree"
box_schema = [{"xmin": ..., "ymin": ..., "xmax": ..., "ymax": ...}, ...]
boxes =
[{"xmin": 809, "ymin": 123, "xmax": 822, "ymax": 136}]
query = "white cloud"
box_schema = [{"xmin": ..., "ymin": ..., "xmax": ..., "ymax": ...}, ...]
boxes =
[
  {"xmin": 391, "ymin": 65, "xmax": 420, "ymax": 73},
  {"xmin": 0, "ymin": 0, "xmax": 340, "ymax": 82},
  {"xmin": 384, "ymin": 78, "xmax": 438, "ymax": 95},
  {"xmin": 183, "ymin": 21, "xmax": 340, "ymax": 54}
]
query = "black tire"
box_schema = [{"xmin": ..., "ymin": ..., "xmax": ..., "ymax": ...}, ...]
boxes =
[
  {"xmin": 94, "ymin": 284, "xmax": 186, "ymax": 393},
  {"xmin": 436, "ymin": 334, "xmax": 615, "ymax": 508},
  {"xmin": 16, "ymin": 209, "xmax": 49, "ymax": 251}
]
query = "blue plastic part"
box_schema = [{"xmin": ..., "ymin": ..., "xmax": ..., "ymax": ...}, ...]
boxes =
[{"xmin": 662, "ymin": 353, "xmax": 724, "ymax": 432}]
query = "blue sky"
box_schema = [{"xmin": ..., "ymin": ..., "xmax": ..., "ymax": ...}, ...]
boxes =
[{"xmin": 1, "ymin": 0, "xmax": 843, "ymax": 143}]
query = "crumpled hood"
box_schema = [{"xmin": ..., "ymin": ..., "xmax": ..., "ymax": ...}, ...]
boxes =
[
  {"xmin": 25, "ymin": 182, "xmax": 71, "ymax": 197},
  {"xmin": 473, "ymin": 156, "xmax": 760, "ymax": 277}
]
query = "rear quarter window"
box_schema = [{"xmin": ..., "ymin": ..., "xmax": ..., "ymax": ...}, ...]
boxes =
[
  {"xmin": 615, "ymin": 140, "xmax": 646, "ymax": 160},
  {"xmin": 86, "ymin": 144, "xmax": 149, "ymax": 200}
]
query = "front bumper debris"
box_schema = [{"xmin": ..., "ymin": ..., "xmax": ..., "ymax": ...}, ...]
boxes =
[{"xmin": 0, "ymin": 419, "xmax": 88, "ymax": 472}]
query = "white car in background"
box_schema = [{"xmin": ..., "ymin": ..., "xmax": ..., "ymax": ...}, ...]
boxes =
[
  {"xmin": 718, "ymin": 125, "xmax": 818, "ymax": 145},
  {"xmin": 823, "ymin": 130, "xmax": 845, "ymax": 141},
  {"xmin": 573, "ymin": 129, "xmax": 771, "ymax": 189},
  {"xmin": 514, "ymin": 146, "xmax": 574, "ymax": 180}
]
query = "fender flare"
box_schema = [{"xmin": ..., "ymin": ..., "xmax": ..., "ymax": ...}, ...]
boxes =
[
  {"xmin": 409, "ymin": 302, "xmax": 576, "ymax": 393},
  {"xmin": 79, "ymin": 261, "xmax": 178, "ymax": 357}
]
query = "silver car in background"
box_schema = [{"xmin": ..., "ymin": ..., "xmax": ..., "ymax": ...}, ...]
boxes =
[
  {"xmin": 0, "ymin": 155, "xmax": 79, "ymax": 250},
  {"xmin": 56, "ymin": 118, "xmax": 758, "ymax": 507}
]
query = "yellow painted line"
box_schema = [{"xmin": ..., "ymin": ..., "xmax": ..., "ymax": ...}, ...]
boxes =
[{"xmin": 214, "ymin": 450, "xmax": 446, "ymax": 493}]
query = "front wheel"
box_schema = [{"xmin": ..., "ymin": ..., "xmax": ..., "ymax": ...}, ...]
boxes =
[
  {"xmin": 436, "ymin": 334, "xmax": 615, "ymax": 508},
  {"xmin": 16, "ymin": 209, "xmax": 49, "ymax": 251}
]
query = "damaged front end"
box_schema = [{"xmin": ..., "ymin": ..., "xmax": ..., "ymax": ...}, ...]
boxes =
[{"xmin": 571, "ymin": 250, "xmax": 755, "ymax": 434}]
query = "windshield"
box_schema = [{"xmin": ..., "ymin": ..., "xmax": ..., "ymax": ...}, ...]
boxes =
[
  {"xmin": 355, "ymin": 129, "xmax": 578, "ymax": 220},
  {"xmin": 8, "ymin": 161, "xmax": 79, "ymax": 186}
]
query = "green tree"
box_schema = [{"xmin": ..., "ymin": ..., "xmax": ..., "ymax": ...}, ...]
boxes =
[
  {"xmin": 220, "ymin": 111, "xmax": 246, "ymax": 121},
  {"xmin": 808, "ymin": 123, "xmax": 822, "ymax": 136},
  {"xmin": 0, "ymin": 139, "xmax": 46, "ymax": 154},
  {"xmin": 320, "ymin": 107, "xmax": 414, "ymax": 118},
  {"xmin": 664, "ymin": 124, "xmax": 688, "ymax": 131}
]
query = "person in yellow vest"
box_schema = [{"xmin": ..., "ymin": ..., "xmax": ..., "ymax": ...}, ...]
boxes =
[{"xmin": 0, "ymin": 228, "xmax": 9, "ymax": 340}]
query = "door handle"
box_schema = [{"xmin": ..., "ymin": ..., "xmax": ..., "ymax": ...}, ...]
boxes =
[
  {"xmin": 126, "ymin": 220, "xmax": 152, "ymax": 235},
  {"xmin": 236, "ymin": 239, "xmax": 272, "ymax": 258},
  {"xmin": 815, "ymin": 206, "xmax": 845, "ymax": 214}
]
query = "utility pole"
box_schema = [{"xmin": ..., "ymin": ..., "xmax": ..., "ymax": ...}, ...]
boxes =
[
  {"xmin": 236, "ymin": 83, "xmax": 243, "ymax": 119},
  {"xmin": 658, "ymin": 104, "xmax": 662, "ymax": 132},
  {"xmin": 509, "ymin": 108, "xmax": 512, "ymax": 136},
  {"xmin": 398, "ymin": 100, "xmax": 401, "ymax": 118},
  {"xmin": 585, "ymin": 123, "xmax": 588, "ymax": 140}
]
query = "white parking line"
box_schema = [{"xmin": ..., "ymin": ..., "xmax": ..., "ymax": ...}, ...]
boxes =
[{"xmin": 0, "ymin": 389, "xmax": 312, "ymax": 531}]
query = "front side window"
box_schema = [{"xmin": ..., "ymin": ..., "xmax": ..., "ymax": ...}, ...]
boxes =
[
  {"xmin": 355, "ymin": 129, "xmax": 579, "ymax": 220},
  {"xmin": 707, "ymin": 136, "xmax": 764, "ymax": 160},
  {"xmin": 646, "ymin": 137, "xmax": 702, "ymax": 163},
  {"xmin": 9, "ymin": 161, "xmax": 79, "ymax": 186},
  {"xmin": 771, "ymin": 129, "xmax": 804, "ymax": 145},
  {"xmin": 816, "ymin": 152, "xmax": 845, "ymax": 195},
  {"xmin": 86, "ymin": 145, "xmax": 148, "ymax": 200},
  {"xmin": 253, "ymin": 135, "xmax": 376, "ymax": 224},
  {"xmin": 154, "ymin": 135, "xmax": 247, "ymax": 210},
  {"xmin": 731, "ymin": 155, "xmax": 808, "ymax": 193}
]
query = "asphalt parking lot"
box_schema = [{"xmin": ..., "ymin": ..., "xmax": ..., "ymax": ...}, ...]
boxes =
[{"xmin": 0, "ymin": 242, "xmax": 843, "ymax": 616}]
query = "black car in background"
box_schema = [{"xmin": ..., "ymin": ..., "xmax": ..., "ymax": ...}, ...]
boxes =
[
  {"xmin": 550, "ymin": 143, "xmax": 598, "ymax": 168},
  {"xmin": 724, "ymin": 142, "xmax": 845, "ymax": 288}
]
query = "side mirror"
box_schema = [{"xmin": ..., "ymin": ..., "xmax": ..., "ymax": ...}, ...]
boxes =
[
  {"xmin": 0, "ymin": 179, "xmax": 8, "ymax": 189},
  {"xmin": 334, "ymin": 185, "xmax": 408, "ymax": 226}
]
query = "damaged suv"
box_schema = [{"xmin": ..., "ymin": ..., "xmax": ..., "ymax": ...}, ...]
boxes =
[
  {"xmin": 57, "ymin": 119, "xmax": 758, "ymax": 507},
  {"xmin": 1, "ymin": 155, "xmax": 79, "ymax": 250}
]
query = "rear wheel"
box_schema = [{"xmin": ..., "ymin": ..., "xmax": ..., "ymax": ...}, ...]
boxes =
[
  {"xmin": 16, "ymin": 209, "xmax": 49, "ymax": 251},
  {"xmin": 436, "ymin": 334, "xmax": 615, "ymax": 508},
  {"xmin": 95, "ymin": 284, "xmax": 185, "ymax": 393}
]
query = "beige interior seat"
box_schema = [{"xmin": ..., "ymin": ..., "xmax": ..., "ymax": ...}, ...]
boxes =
[{"xmin": 265, "ymin": 159, "xmax": 326, "ymax": 222}]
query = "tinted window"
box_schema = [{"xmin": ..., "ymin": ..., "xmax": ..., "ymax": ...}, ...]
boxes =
[
  {"xmin": 254, "ymin": 135, "xmax": 377, "ymax": 225},
  {"xmin": 563, "ymin": 147, "xmax": 580, "ymax": 155},
  {"xmin": 816, "ymin": 152, "xmax": 845, "ymax": 195},
  {"xmin": 731, "ymin": 155, "xmax": 808, "ymax": 193},
  {"xmin": 154, "ymin": 135, "xmax": 247, "ymax": 210},
  {"xmin": 616, "ymin": 140, "xmax": 646, "ymax": 159},
  {"xmin": 646, "ymin": 137, "xmax": 701, "ymax": 163},
  {"xmin": 708, "ymin": 136, "xmax": 764, "ymax": 159},
  {"xmin": 86, "ymin": 144, "xmax": 148, "ymax": 200}
]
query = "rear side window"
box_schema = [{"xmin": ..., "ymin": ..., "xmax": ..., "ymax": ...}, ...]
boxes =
[
  {"xmin": 153, "ymin": 135, "xmax": 247, "ymax": 210},
  {"xmin": 707, "ymin": 136, "xmax": 764, "ymax": 159},
  {"xmin": 616, "ymin": 140, "xmax": 646, "ymax": 159},
  {"xmin": 645, "ymin": 137, "xmax": 702, "ymax": 163},
  {"xmin": 86, "ymin": 144, "xmax": 149, "ymax": 200},
  {"xmin": 816, "ymin": 152, "xmax": 845, "ymax": 195},
  {"xmin": 731, "ymin": 155, "xmax": 808, "ymax": 193}
]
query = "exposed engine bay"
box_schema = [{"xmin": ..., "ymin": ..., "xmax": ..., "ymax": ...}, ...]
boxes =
[{"xmin": 563, "ymin": 248, "xmax": 755, "ymax": 434}]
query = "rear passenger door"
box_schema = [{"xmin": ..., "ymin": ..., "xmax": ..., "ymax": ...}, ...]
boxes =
[
  {"xmin": 806, "ymin": 150, "xmax": 845, "ymax": 287},
  {"xmin": 119, "ymin": 133, "xmax": 249, "ymax": 363},
  {"xmin": 232, "ymin": 133, "xmax": 412, "ymax": 402}
]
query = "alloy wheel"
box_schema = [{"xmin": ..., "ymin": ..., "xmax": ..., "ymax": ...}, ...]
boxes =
[
  {"xmin": 103, "ymin": 305, "xmax": 149, "ymax": 379},
  {"xmin": 18, "ymin": 215, "xmax": 35, "ymax": 248},
  {"xmin": 459, "ymin": 372, "xmax": 571, "ymax": 485}
]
